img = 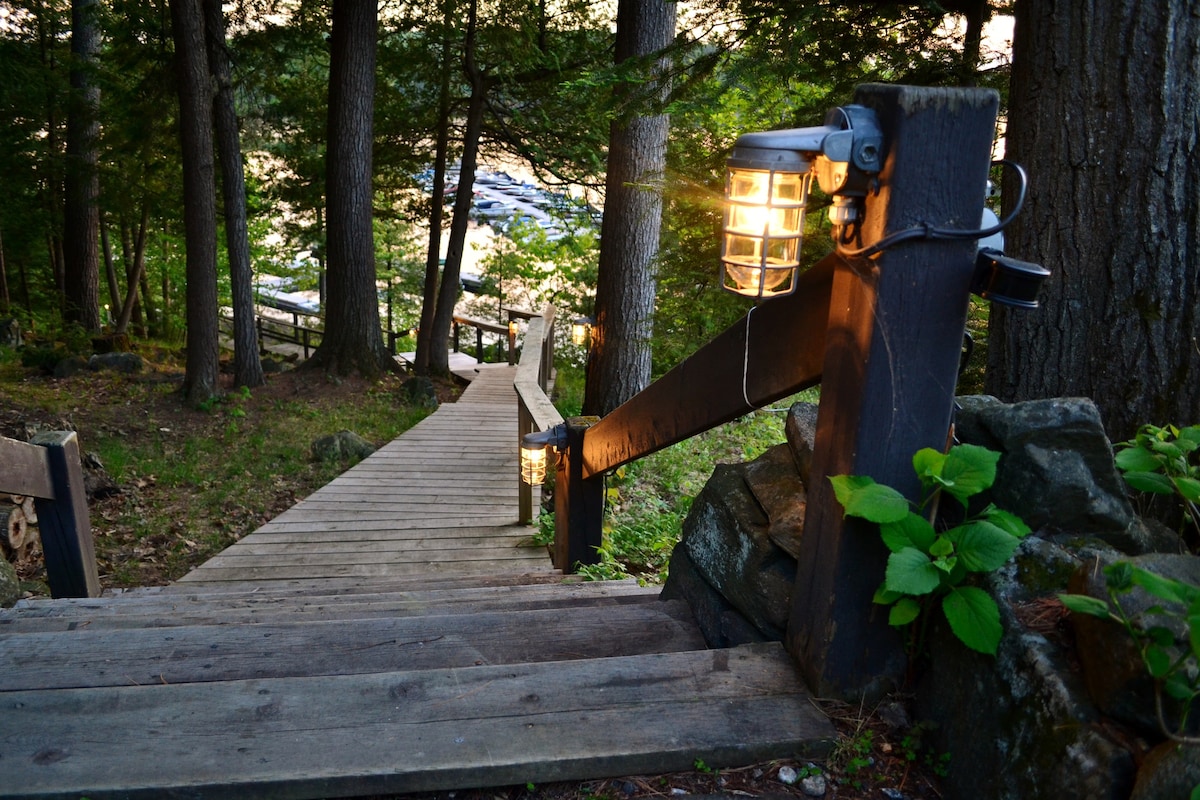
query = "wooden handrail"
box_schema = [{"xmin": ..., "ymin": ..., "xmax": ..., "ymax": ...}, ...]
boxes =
[
  {"xmin": 515, "ymin": 304, "xmax": 564, "ymax": 526},
  {"xmin": 0, "ymin": 432, "xmax": 100, "ymax": 598},
  {"xmin": 580, "ymin": 252, "xmax": 841, "ymax": 479}
]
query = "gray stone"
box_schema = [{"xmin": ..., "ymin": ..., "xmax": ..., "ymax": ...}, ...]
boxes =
[
  {"xmin": 0, "ymin": 317, "xmax": 21, "ymax": 348},
  {"xmin": 1068, "ymin": 551, "xmax": 1200, "ymax": 738},
  {"xmin": 401, "ymin": 376, "xmax": 439, "ymax": 408},
  {"xmin": 745, "ymin": 443, "xmax": 807, "ymax": 560},
  {"xmin": 957, "ymin": 396, "xmax": 1150, "ymax": 552},
  {"xmin": 800, "ymin": 774, "xmax": 827, "ymax": 797},
  {"xmin": 1131, "ymin": 740, "xmax": 1200, "ymax": 800},
  {"xmin": 311, "ymin": 430, "xmax": 376, "ymax": 463},
  {"xmin": 916, "ymin": 536, "xmax": 1137, "ymax": 800},
  {"xmin": 0, "ymin": 559, "xmax": 19, "ymax": 608},
  {"xmin": 88, "ymin": 352, "xmax": 144, "ymax": 373},
  {"xmin": 660, "ymin": 543, "xmax": 771, "ymax": 648},
  {"xmin": 679, "ymin": 449, "xmax": 798, "ymax": 638},
  {"xmin": 53, "ymin": 356, "xmax": 89, "ymax": 378},
  {"xmin": 784, "ymin": 401, "xmax": 819, "ymax": 485}
]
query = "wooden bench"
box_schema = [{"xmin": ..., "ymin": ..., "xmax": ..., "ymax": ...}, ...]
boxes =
[{"xmin": 0, "ymin": 432, "xmax": 99, "ymax": 597}]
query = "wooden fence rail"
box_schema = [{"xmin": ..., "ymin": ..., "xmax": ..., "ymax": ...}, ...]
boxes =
[{"xmin": 0, "ymin": 432, "xmax": 99, "ymax": 598}]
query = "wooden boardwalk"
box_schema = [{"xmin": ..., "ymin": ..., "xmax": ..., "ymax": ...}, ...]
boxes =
[
  {"xmin": 179, "ymin": 364, "xmax": 554, "ymax": 587},
  {"xmin": 0, "ymin": 359, "xmax": 836, "ymax": 799}
]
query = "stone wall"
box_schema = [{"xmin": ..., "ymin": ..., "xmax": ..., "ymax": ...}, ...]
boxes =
[{"xmin": 662, "ymin": 396, "xmax": 1199, "ymax": 800}]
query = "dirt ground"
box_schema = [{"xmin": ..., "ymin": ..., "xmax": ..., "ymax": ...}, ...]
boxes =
[{"xmin": 0, "ymin": 359, "xmax": 946, "ymax": 799}]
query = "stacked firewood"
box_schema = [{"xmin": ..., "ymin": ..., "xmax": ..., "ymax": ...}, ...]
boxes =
[{"xmin": 1, "ymin": 494, "xmax": 38, "ymax": 564}]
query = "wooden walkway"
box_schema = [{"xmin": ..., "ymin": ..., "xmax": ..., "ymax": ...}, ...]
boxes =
[
  {"xmin": 0, "ymin": 360, "xmax": 836, "ymax": 799},
  {"xmin": 178, "ymin": 364, "xmax": 553, "ymax": 587}
]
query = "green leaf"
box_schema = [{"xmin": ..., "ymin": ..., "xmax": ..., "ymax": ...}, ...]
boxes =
[
  {"xmin": 1105, "ymin": 562, "xmax": 1135, "ymax": 593},
  {"xmin": 889, "ymin": 597, "xmax": 922, "ymax": 626},
  {"xmin": 829, "ymin": 475, "xmax": 911, "ymax": 523},
  {"xmin": 936, "ymin": 444, "xmax": 1000, "ymax": 506},
  {"xmin": 981, "ymin": 505, "xmax": 1032, "ymax": 538},
  {"xmin": 1164, "ymin": 672, "xmax": 1195, "ymax": 702},
  {"xmin": 942, "ymin": 586, "xmax": 1002, "ymax": 655},
  {"xmin": 1146, "ymin": 626, "xmax": 1176, "ymax": 648},
  {"xmin": 1150, "ymin": 440, "xmax": 1185, "ymax": 460},
  {"xmin": 1187, "ymin": 597, "xmax": 1200, "ymax": 662},
  {"xmin": 1058, "ymin": 593, "xmax": 1113, "ymax": 618},
  {"xmin": 1122, "ymin": 471, "xmax": 1177, "ymax": 495},
  {"xmin": 1173, "ymin": 476, "xmax": 1200, "ymax": 504},
  {"xmin": 885, "ymin": 548, "xmax": 942, "ymax": 596},
  {"xmin": 1145, "ymin": 644, "xmax": 1172, "ymax": 678},
  {"xmin": 912, "ymin": 448, "xmax": 946, "ymax": 484},
  {"xmin": 880, "ymin": 513, "xmax": 937, "ymax": 554},
  {"xmin": 874, "ymin": 585, "xmax": 903, "ymax": 605},
  {"xmin": 1189, "ymin": 783, "xmax": 1200, "ymax": 800},
  {"xmin": 928, "ymin": 535, "xmax": 954, "ymax": 558},
  {"xmin": 1114, "ymin": 446, "xmax": 1163, "ymax": 473},
  {"xmin": 956, "ymin": 520, "xmax": 1022, "ymax": 572},
  {"xmin": 1130, "ymin": 566, "xmax": 1191, "ymax": 605}
]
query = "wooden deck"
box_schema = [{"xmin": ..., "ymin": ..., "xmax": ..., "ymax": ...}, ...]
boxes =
[
  {"xmin": 179, "ymin": 364, "xmax": 553, "ymax": 587},
  {"xmin": 0, "ymin": 361, "xmax": 836, "ymax": 799}
]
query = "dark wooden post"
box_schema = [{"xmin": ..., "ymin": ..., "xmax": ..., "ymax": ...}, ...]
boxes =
[
  {"xmin": 475, "ymin": 326, "xmax": 484, "ymax": 363},
  {"xmin": 30, "ymin": 431, "xmax": 101, "ymax": 598},
  {"xmin": 507, "ymin": 325, "xmax": 517, "ymax": 366},
  {"xmin": 517, "ymin": 402, "xmax": 534, "ymax": 525},
  {"xmin": 786, "ymin": 85, "xmax": 1000, "ymax": 700},
  {"xmin": 453, "ymin": 320, "xmax": 461, "ymax": 353},
  {"xmin": 554, "ymin": 416, "xmax": 604, "ymax": 572}
]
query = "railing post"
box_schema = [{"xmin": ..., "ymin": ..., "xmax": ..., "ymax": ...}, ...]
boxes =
[
  {"xmin": 475, "ymin": 326, "xmax": 484, "ymax": 363},
  {"xmin": 507, "ymin": 326, "xmax": 517, "ymax": 366},
  {"xmin": 786, "ymin": 84, "xmax": 1000, "ymax": 700},
  {"xmin": 517, "ymin": 401, "xmax": 534, "ymax": 524},
  {"xmin": 553, "ymin": 416, "xmax": 603, "ymax": 572},
  {"xmin": 29, "ymin": 431, "xmax": 100, "ymax": 598},
  {"xmin": 453, "ymin": 321, "xmax": 461, "ymax": 353}
]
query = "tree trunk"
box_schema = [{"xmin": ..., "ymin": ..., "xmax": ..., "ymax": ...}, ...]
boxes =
[
  {"xmin": 582, "ymin": 0, "xmax": 676, "ymax": 416},
  {"xmin": 428, "ymin": 0, "xmax": 484, "ymax": 378},
  {"xmin": 305, "ymin": 0, "xmax": 394, "ymax": 377},
  {"xmin": 101, "ymin": 219, "xmax": 121, "ymax": 322},
  {"xmin": 204, "ymin": 0, "xmax": 264, "ymax": 389},
  {"xmin": 414, "ymin": 0, "xmax": 456, "ymax": 377},
  {"xmin": 986, "ymin": 0, "xmax": 1200, "ymax": 441},
  {"xmin": 62, "ymin": 0, "xmax": 102, "ymax": 332},
  {"xmin": 169, "ymin": 0, "xmax": 221, "ymax": 404}
]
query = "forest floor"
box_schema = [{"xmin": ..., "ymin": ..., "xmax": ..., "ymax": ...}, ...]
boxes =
[{"xmin": 0, "ymin": 347, "xmax": 946, "ymax": 800}]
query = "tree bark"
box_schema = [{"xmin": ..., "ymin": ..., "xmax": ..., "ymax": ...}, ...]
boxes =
[
  {"xmin": 169, "ymin": 0, "xmax": 221, "ymax": 404},
  {"xmin": 582, "ymin": 0, "xmax": 676, "ymax": 416},
  {"xmin": 428, "ymin": 0, "xmax": 484, "ymax": 378},
  {"xmin": 204, "ymin": 0, "xmax": 264, "ymax": 388},
  {"xmin": 414, "ymin": 0, "xmax": 456, "ymax": 377},
  {"xmin": 62, "ymin": 0, "xmax": 102, "ymax": 332},
  {"xmin": 306, "ymin": 0, "xmax": 394, "ymax": 377},
  {"xmin": 986, "ymin": 0, "xmax": 1200, "ymax": 441}
]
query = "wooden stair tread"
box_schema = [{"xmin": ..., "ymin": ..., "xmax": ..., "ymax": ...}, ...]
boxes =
[
  {"xmin": 1, "ymin": 643, "xmax": 834, "ymax": 800},
  {"xmin": 5, "ymin": 581, "xmax": 662, "ymax": 631},
  {"xmin": 0, "ymin": 600, "xmax": 706, "ymax": 691}
]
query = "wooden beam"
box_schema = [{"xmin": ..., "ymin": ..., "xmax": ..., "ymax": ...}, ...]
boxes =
[
  {"xmin": 29, "ymin": 431, "xmax": 101, "ymax": 598},
  {"xmin": 786, "ymin": 84, "xmax": 1001, "ymax": 700},
  {"xmin": 555, "ymin": 417, "xmax": 604, "ymax": 571},
  {"xmin": 580, "ymin": 253, "xmax": 837, "ymax": 479},
  {"xmin": 0, "ymin": 436, "xmax": 54, "ymax": 499}
]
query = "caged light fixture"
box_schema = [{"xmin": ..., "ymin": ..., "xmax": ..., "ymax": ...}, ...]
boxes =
[
  {"xmin": 721, "ymin": 105, "xmax": 883, "ymax": 299},
  {"xmin": 520, "ymin": 424, "xmax": 568, "ymax": 486},
  {"xmin": 570, "ymin": 317, "xmax": 593, "ymax": 347}
]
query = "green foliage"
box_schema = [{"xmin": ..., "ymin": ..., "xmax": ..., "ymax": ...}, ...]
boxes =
[
  {"xmin": 831, "ymin": 443, "xmax": 1030, "ymax": 656},
  {"xmin": 1059, "ymin": 562, "xmax": 1200, "ymax": 743},
  {"xmin": 1115, "ymin": 423, "xmax": 1200, "ymax": 547}
]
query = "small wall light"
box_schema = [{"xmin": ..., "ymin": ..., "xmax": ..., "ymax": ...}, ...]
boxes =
[
  {"xmin": 722, "ymin": 105, "xmax": 883, "ymax": 299},
  {"xmin": 571, "ymin": 317, "xmax": 593, "ymax": 347},
  {"xmin": 520, "ymin": 424, "xmax": 568, "ymax": 486},
  {"xmin": 508, "ymin": 319, "xmax": 519, "ymax": 337}
]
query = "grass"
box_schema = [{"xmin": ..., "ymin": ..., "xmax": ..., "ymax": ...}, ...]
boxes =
[{"xmin": 0, "ymin": 344, "xmax": 436, "ymax": 589}]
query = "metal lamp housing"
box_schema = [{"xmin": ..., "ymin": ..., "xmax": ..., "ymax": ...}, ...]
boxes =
[{"xmin": 720, "ymin": 105, "xmax": 883, "ymax": 300}]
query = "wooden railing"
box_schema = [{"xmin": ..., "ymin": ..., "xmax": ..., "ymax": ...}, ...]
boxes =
[
  {"xmin": 514, "ymin": 305, "xmax": 563, "ymax": 530},
  {"xmin": 0, "ymin": 432, "xmax": 99, "ymax": 598},
  {"xmin": 453, "ymin": 316, "xmax": 517, "ymax": 365}
]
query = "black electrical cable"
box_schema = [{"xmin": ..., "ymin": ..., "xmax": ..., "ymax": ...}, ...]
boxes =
[{"xmin": 837, "ymin": 160, "xmax": 1028, "ymax": 258}]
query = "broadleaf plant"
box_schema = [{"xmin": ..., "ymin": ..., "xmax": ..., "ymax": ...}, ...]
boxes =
[
  {"xmin": 830, "ymin": 443, "xmax": 1030, "ymax": 656},
  {"xmin": 1115, "ymin": 423, "xmax": 1200, "ymax": 547}
]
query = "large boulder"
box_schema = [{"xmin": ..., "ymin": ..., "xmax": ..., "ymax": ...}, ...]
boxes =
[
  {"xmin": 916, "ymin": 536, "xmax": 1137, "ymax": 800},
  {"xmin": 311, "ymin": 430, "xmax": 376, "ymax": 463}
]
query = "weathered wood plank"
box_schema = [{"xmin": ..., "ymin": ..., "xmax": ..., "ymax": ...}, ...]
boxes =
[
  {"xmin": 0, "ymin": 602, "xmax": 705, "ymax": 690},
  {"xmin": 0, "ymin": 435, "xmax": 54, "ymax": 499},
  {"xmin": 0, "ymin": 644, "xmax": 833, "ymax": 800},
  {"xmin": 177, "ymin": 561, "xmax": 560, "ymax": 583}
]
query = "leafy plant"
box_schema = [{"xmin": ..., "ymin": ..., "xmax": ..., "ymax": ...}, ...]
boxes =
[
  {"xmin": 1059, "ymin": 562, "xmax": 1200, "ymax": 744},
  {"xmin": 830, "ymin": 443, "xmax": 1031, "ymax": 656},
  {"xmin": 1115, "ymin": 423, "xmax": 1200, "ymax": 546}
]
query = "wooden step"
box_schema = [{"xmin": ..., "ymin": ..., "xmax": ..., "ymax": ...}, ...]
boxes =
[
  {"xmin": 150, "ymin": 568, "xmax": 572, "ymax": 597},
  {"xmin": 4, "ymin": 580, "xmax": 663, "ymax": 632},
  {"xmin": 0, "ymin": 600, "xmax": 706, "ymax": 691},
  {"xmin": 1, "ymin": 643, "xmax": 834, "ymax": 800}
]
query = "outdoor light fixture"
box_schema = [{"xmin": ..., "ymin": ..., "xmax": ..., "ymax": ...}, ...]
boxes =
[
  {"xmin": 571, "ymin": 317, "xmax": 593, "ymax": 347},
  {"xmin": 971, "ymin": 249, "xmax": 1052, "ymax": 309},
  {"xmin": 520, "ymin": 424, "xmax": 568, "ymax": 486},
  {"xmin": 508, "ymin": 319, "xmax": 519, "ymax": 337},
  {"xmin": 722, "ymin": 105, "xmax": 883, "ymax": 299}
]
